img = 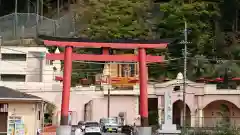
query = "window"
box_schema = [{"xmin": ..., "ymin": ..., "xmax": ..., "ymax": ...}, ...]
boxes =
[
  {"xmin": 121, "ymin": 64, "xmax": 130, "ymax": 77},
  {"xmin": 117, "ymin": 64, "xmax": 120, "ymax": 77},
  {"xmin": 121, "ymin": 64, "xmax": 126, "ymax": 77},
  {"xmin": 85, "ymin": 122, "xmax": 99, "ymax": 127},
  {"xmin": 2, "ymin": 53, "xmax": 26, "ymax": 61},
  {"xmin": 130, "ymin": 64, "xmax": 135, "ymax": 77},
  {"xmin": 46, "ymin": 60, "xmax": 53, "ymax": 65},
  {"xmin": 173, "ymin": 86, "xmax": 180, "ymax": 91},
  {"xmin": 1, "ymin": 74, "xmax": 26, "ymax": 82},
  {"xmin": 0, "ymin": 104, "xmax": 8, "ymax": 112},
  {"xmin": 38, "ymin": 111, "xmax": 41, "ymax": 120}
]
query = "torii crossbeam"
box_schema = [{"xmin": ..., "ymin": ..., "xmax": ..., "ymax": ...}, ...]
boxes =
[{"xmin": 39, "ymin": 35, "xmax": 168, "ymax": 128}]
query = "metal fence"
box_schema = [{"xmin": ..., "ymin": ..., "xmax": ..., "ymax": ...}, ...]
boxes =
[
  {"xmin": 180, "ymin": 127, "xmax": 240, "ymax": 135},
  {"xmin": 0, "ymin": 13, "xmax": 75, "ymax": 43},
  {"xmin": 160, "ymin": 116, "xmax": 240, "ymax": 128},
  {"xmin": 192, "ymin": 117, "xmax": 240, "ymax": 128}
]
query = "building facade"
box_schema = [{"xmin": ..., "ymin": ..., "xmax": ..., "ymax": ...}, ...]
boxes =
[
  {"xmin": 0, "ymin": 86, "xmax": 44, "ymax": 135},
  {"xmin": 0, "ymin": 39, "xmax": 62, "ymax": 95},
  {"xmin": 156, "ymin": 73, "xmax": 240, "ymax": 127},
  {"xmin": 47, "ymin": 72, "xmax": 240, "ymax": 128},
  {"xmin": 2, "ymin": 40, "xmax": 240, "ymax": 128},
  {"xmin": 0, "ymin": 39, "xmax": 62, "ymax": 133}
]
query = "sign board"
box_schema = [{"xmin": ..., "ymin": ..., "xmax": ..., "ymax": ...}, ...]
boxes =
[
  {"xmin": 15, "ymin": 123, "xmax": 25, "ymax": 135},
  {"xmin": 158, "ymin": 91, "xmax": 181, "ymax": 134},
  {"xmin": 7, "ymin": 116, "xmax": 25, "ymax": 135},
  {"xmin": 164, "ymin": 91, "xmax": 173, "ymax": 124}
]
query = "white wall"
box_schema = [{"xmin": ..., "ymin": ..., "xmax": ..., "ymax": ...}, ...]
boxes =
[{"xmin": 0, "ymin": 46, "xmax": 62, "ymax": 93}]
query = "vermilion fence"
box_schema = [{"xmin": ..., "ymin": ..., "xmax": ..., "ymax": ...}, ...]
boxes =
[{"xmin": 41, "ymin": 125, "xmax": 57, "ymax": 135}]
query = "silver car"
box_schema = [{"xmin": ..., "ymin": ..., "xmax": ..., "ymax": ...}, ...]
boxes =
[
  {"xmin": 100, "ymin": 118, "xmax": 121, "ymax": 133},
  {"xmin": 84, "ymin": 121, "xmax": 101, "ymax": 135}
]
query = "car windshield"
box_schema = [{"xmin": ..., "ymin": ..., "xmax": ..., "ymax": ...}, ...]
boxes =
[
  {"xmin": 100, "ymin": 117, "xmax": 118, "ymax": 124},
  {"xmin": 105, "ymin": 118, "xmax": 118, "ymax": 124},
  {"xmin": 85, "ymin": 122, "xmax": 99, "ymax": 127}
]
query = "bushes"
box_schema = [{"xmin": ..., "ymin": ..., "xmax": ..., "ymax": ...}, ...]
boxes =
[
  {"xmin": 214, "ymin": 124, "xmax": 240, "ymax": 135},
  {"xmin": 181, "ymin": 123, "xmax": 240, "ymax": 135}
]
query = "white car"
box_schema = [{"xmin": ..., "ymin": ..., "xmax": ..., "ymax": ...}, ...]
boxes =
[{"xmin": 84, "ymin": 121, "xmax": 101, "ymax": 135}]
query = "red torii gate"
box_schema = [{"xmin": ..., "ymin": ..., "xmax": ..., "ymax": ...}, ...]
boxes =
[{"xmin": 39, "ymin": 35, "xmax": 168, "ymax": 127}]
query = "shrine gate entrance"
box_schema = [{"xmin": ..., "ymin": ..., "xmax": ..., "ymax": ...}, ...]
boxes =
[{"xmin": 39, "ymin": 35, "xmax": 168, "ymax": 127}]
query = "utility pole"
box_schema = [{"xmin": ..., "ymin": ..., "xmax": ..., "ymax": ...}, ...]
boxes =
[
  {"xmin": 57, "ymin": 0, "xmax": 60, "ymax": 18},
  {"xmin": 0, "ymin": 36, "xmax": 2, "ymax": 81},
  {"xmin": 107, "ymin": 86, "xmax": 110, "ymax": 118},
  {"xmin": 36, "ymin": 0, "xmax": 39, "ymax": 32},
  {"xmin": 182, "ymin": 21, "xmax": 189, "ymax": 133},
  {"xmin": 14, "ymin": 0, "xmax": 18, "ymax": 38},
  {"xmin": 107, "ymin": 63, "xmax": 111, "ymax": 118},
  {"xmin": 27, "ymin": 0, "xmax": 30, "ymax": 19},
  {"xmin": 41, "ymin": 0, "xmax": 44, "ymax": 21}
]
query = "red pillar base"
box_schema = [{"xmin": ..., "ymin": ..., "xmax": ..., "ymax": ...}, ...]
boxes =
[
  {"xmin": 141, "ymin": 117, "xmax": 149, "ymax": 126},
  {"xmin": 56, "ymin": 126, "xmax": 71, "ymax": 135},
  {"xmin": 60, "ymin": 116, "xmax": 69, "ymax": 125}
]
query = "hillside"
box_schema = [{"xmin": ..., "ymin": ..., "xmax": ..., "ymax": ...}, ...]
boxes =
[{"xmin": 46, "ymin": 0, "xmax": 240, "ymax": 87}]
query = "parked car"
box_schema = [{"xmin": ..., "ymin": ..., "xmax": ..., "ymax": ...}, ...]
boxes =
[
  {"xmin": 84, "ymin": 121, "xmax": 101, "ymax": 135},
  {"xmin": 100, "ymin": 117, "xmax": 121, "ymax": 133},
  {"xmin": 100, "ymin": 118, "xmax": 107, "ymax": 131}
]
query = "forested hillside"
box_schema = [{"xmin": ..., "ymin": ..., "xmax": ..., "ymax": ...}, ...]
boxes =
[{"xmin": 59, "ymin": 0, "xmax": 240, "ymax": 86}]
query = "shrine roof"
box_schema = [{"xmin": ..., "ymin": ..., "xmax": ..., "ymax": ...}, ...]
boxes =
[{"xmin": 38, "ymin": 35, "xmax": 172, "ymax": 49}]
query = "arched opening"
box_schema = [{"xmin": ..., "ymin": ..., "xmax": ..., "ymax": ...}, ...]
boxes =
[
  {"xmin": 203, "ymin": 100, "xmax": 240, "ymax": 127},
  {"xmin": 173, "ymin": 100, "xmax": 191, "ymax": 127}
]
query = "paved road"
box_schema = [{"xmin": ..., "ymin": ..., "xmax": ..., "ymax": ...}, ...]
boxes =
[
  {"xmin": 102, "ymin": 133, "xmax": 126, "ymax": 135},
  {"xmin": 71, "ymin": 132, "xmax": 126, "ymax": 135}
]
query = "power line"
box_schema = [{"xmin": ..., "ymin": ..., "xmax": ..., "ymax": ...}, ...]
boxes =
[
  {"xmin": 2, "ymin": 45, "xmax": 240, "ymax": 62},
  {"xmin": 1, "ymin": 46, "xmax": 181, "ymax": 62},
  {"xmin": 5, "ymin": 45, "xmax": 240, "ymax": 64}
]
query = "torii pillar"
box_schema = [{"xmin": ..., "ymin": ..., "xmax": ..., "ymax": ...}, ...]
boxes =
[
  {"xmin": 138, "ymin": 48, "xmax": 148, "ymax": 126},
  {"xmin": 40, "ymin": 35, "xmax": 168, "ymax": 135},
  {"xmin": 61, "ymin": 46, "xmax": 73, "ymax": 125}
]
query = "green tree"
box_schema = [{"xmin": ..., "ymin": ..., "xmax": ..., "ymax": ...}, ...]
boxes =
[
  {"xmin": 73, "ymin": 0, "xmax": 152, "ymax": 39},
  {"xmin": 44, "ymin": 103, "xmax": 56, "ymax": 124},
  {"xmin": 187, "ymin": 55, "xmax": 215, "ymax": 80},
  {"xmin": 68, "ymin": 0, "xmax": 154, "ymax": 86},
  {"xmin": 50, "ymin": 0, "xmax": 240, "ymax": 85},
  {"xmin": 152, "ymin": 0, "xmax": 220, "ymax": 80}
]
